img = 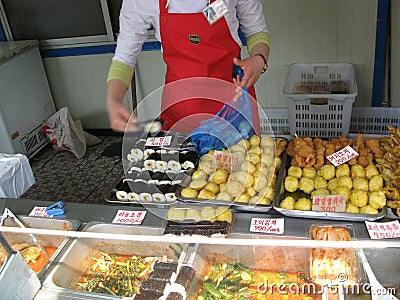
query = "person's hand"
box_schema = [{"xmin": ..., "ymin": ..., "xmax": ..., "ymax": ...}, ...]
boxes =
[
  {"xmin": 233, "ymin": 56, "xmax": 265, "ymax": 88},
  {"xmin": 107, "ymin": 98, "xmax": 138, "ymax": 132}
]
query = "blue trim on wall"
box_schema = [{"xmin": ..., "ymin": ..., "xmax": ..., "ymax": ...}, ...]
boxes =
[
  {"xmin": 371, "ymin": 0, "xmax": 389, "ymax": 107},
  {"xmin": 0, "ymin": 22, "xmax": 6, "ymax": 42},
  {"xmin": 40, "ymin": 41, "xmax": 161, "ymax": 58}
]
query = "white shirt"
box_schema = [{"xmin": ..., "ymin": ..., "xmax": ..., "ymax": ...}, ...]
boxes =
[{"xmin": 113, "ymin": 0, "xmax": 268, "ymax": 68}]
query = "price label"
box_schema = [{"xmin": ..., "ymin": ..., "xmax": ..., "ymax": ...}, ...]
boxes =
[
  {"xmin": 214, "ymin": 151, "xmax": 243, "ymax": 171},
  {"xmin": 145, "ymin": 136, "xmax": 172, "ymax": 147},
  {"xmin": 250, "ymin": 218, "xmax": 284, "ymax": 234},
  {"xmin": 365, "ymin": 220, "xmax": 400, "ymax": 239},
  {"xmin": 112, "ymin": 210, "xmax": 147, "ymax": 225},
  {"xmin": 326, "ymin": 145, "xmax": 359, "ymax": 166},
  {"xmin": 29, "ymin": 206, "xmax": 51, "ymax": 218},
  {"xmin": 312, "ymin": 194, "xmax": 346, "ymax": 212}
]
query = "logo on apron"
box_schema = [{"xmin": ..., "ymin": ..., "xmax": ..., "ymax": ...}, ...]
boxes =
[{"xmin": 189, "ymin": 34, "xmax": 200, "ymax": 45}]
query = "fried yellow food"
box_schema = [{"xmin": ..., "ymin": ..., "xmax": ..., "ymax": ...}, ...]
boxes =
[
  {"xmin": 319, "ymin": 164, "xmax": 335, "ymax": 180},
  {"xmin": 294, "ymin": 197, "xmax": 312, "ymax": 211},
  {"xmin": 204, "ymin": 182, "xmax": 219, "ymax": 195},
  {"xmin": 350, "ymin": 189, "xmax": 368, "ymax": 207},
  {"xmin": 368, "ymin": 191, "xmax": 386, "ymax": 209},
  {"xmin": 248, "ymin": 146, "xmax": 262, "ymax": 156},
  {"xmin": 284, "ymin": 176, "xmax": 299, "ymax": 192},
  {"xmin": 352, "ymin": 177, "xmax": 369, "ymax": 191},
  {"xmin": 299, "ymin": 177, "xmax": 315, "ymax": 194},
  {"xmin": 249, "ymin": 135, "xmax": 261, "ymax": 146},
  {"xmin": 333, "ymin": 186, "xmax": 351, "ymax": 201},
  {"xmin": 302, "ymin": 167, "xmax": 317, "ymax": 179},
  {"xmin": 365, "ymin": 165, "xmax": 380, "ymax": 180},
  {"xmin": 336, "ymin": 164, "xmax": 350, "ymax": 177},
  {"xmin": 280, "ymin": 196, "xmax": 296, "ymax": 210},
  {"xmin": 261, "ymin": 136, "xmax": 275, "ymax": 148},
  {"xmin": 189, "ymin": 178, "xmax": 208, "ymax": 191},
  {"xmin": 337, "ymin": 175, "xmax": 353, "ymax": 190},
  {"xmin": 368, "ymin": 175, "xmax": 383, "ymax": 192},
  {"xmin": 235, "ymin": 193, "xmax": 250, "ymax": 203},
  {"xmin": 327, "ymin": 178, "xmax": 339, "ymax": 193},
  {"xmin": 314, "ymin": 175, "xmax": 328, "ymax": 190},
  {"xmin": 258, "ymin": 186, "xmax": 275, "ymax": 200},
  {"xmin": 198, "ymin": 189, "xmax": 216, "ymax": 199},
  {"xmin": 345, "ymin": 203, "xmax": 360, "ymax": 214},
  {"xmin": 288, "ymin": 166, "xmax": 302, "ymax": 179},
  {"xmin": 167, "ymin": 207, "xmax": 186, "ymax": 221},
  {"xmin": 200, "ymin": 207, "xmax": 216, "ymax": 222},
  {"xmin": 191, "ymin": 168, "xmax": 207, "ymax": 180},
  {"xmin": 225, "ymin": 180, "xmax": 245, "ymax": 197},
  {"xmin": 181, "ymin": 187, "xmax": 199, "ymax": 198},
  {"xmin": 311, "ymin": 188, "xmax": 330, "ymax": 198},
  {"xmin": 215, "ymin": 191, "xmax": 233, "ymax": 201},
  {"xmin": 359, "ymin": 205, "xmax": 379, "ymax": 214},
  {"xmin": 230, "ymin": 170, "xmax": 254, "ymax": 188},
  {"xmin": 209, "ymin": 169, "xmax": 229, "ymax": 184},
  {"xmin": 351, "ymin": 164, "xmax": 366, "ymax": 179},
  {"xmin": 186, "ymin": 208, "xmax": 202, "ymax": 221},
  {"xmin": 215, "ymin": 206, "xmax": 233, "ymax": 223},
  {"xmin": 240, "ymin": 160, "xmax": 256, "ymax": 174}
]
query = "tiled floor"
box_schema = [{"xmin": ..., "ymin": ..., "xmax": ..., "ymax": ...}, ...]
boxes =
[{"xmin": 22, "ymin": 136, "xmax": 123, "ymax": 204}]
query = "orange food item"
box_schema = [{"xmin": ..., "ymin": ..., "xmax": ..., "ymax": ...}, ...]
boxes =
[{"xmin": 28, "ymin": 246, "xmax": 57, "ymax": 273}]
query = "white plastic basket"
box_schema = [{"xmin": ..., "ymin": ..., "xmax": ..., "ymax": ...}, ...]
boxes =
[
  {"xmin": 283, "ymin": 63, "xmax": 358, "ymax": 137},
  {"xmin": 350, "ymin": 107, "xmax": 400, "ymax": 134}
]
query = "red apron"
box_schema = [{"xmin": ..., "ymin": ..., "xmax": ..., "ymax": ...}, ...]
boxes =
[{"xmin": 159, "ymin": 0, "xmax": 260, "ymax": 134}]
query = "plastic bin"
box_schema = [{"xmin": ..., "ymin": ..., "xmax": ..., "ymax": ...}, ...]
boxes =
[{"xmin": 283, "ymin": 63, "xmax": 358, "ymax": 137}]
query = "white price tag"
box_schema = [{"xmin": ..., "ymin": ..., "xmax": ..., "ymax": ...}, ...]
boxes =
[
  {"xmin": 250, "ymin": 218, "xmax": 284, "ymax": 234},
  {"xmin": 312, "ymin": 194, "xmax": 346, "ymax": 212},
  {"xmin": 365, "ymin": 220, "xmax": 400, "ymax": 239},
  {"xmin": 112, "ymin": 210, "xmax": 147, "ymax": 225},
  {"xmin": 145, "ymin": 136, "xmax": 172, "ymax": 147},
  {"xmin": 326, "ymin": 145, "xmax": 359, "ymax": 166},
  {"xmin": 29, "ymin": 206, "xmax": 51, "ymax": 218}
]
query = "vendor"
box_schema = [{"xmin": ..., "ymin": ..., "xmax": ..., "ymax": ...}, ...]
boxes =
[{"xmin": 106, "ymin": 0, "xmax": 270, "ymax": 133}]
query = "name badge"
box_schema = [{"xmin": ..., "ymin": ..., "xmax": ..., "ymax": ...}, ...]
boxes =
[{"xmin": 203, "ymin": 0, "xmax": 228, "ymax": 25}]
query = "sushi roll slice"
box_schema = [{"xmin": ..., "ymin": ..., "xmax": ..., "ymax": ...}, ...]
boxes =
[
  {"xmin": 144, "ymin": 159, "xmax": 156, "ymax": 170},
  {"xmin": 165, "ymin": 193, "xmax": 177, "ymax": 202},
  {"xmin": 116, "ymin": 191, "xmax": 128, "ymax": 201},
  {"xmin": 130, "ymin": 166, "xmax": 142, "ymax": 173},
  {"xmin": 127, "ymin": 153, "xmax": 138, "ymax": 162},
  {"xmin": 168, "ymin": 160, "xmax": 181, "ymax": 173},
  {"xmin": 181, "ymin": 161, "xmax": 195, "ymax": 170},
  {"xmin": 127, "ymin": 192, "xmax": 140, "ymax": 202},
  {"xmin": 130, "ymin": 148, "xmax": 144, "ymax": 161},
  {"xmin": 152, "ymin": 193, "xmax": 166, "ymax": 202},
  {"xmin": 156, "ymin": 160, "xmax": 168, "ymax": 172},
  {"xmin": 144, "ymin": 148, "xmax": 156, "ymax": 159},
  {"xmin": 139, "ymin": 192, "xmax": 153, "ymax": 202}
]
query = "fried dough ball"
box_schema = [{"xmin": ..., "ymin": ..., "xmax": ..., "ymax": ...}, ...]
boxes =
[
  {"xmin": 198, "ymin": 189, "xmax": 216, "ymax": 199},
  {"xmin": 199, "ymin": 157, "xmax": 217, "ymax": 175},
  {"xmin": 237, "ymin": 139, "xmax": 250, "ymax": 150},
  {"xmin": 327, "ymin": 178, "xmax": 339, "ymax": 193},
  {"xmin": 314, "ymin": 175, "xmax": 328, "ymax": 190},
  {"xmin": 246, "ymin": 186, "xmax": 257, "ymax": 197},
  {"xmin": 181, "ymin": 187, "xmax": 199, "ymax": 198},
  {"xmin": 261, "ymin": 136, "xmax": 275, "ymax": 148},
  {"xmin": 353, "ymin": 177, "xmax": 369, "ymax": 191},
  {"xmin": 215, "ymin": 191, "xmax": 233, "ymax": 201},
  {"xmin": 274, "ymin": 157, "xmax": 282, "ymax": 172},
  {"xmin": 201, "ymin": 207, "xmax": 216, "ymax": 222},
  {"xmin": 210, "ymin": 169, "xmax": 229, "ymax": 184},
  {"xmin": 288, "ymin": 166, "xmax": 302, "ymax": 179},
  {"xmin": 302, "ymin": 167, "xmax": 317, "ymax": 179},
  {"xmin": 311, "ymin": 189, "xmax": 330, "ymax": 198},
  {"xmin": 191, "ymin": 168, "xmax": 207, "ymax": 180},
  {"xmin": 359, "ymin": 205, "xmax": 379, "ymax": 215},
  {"xmin": 350, "ymin": 189, "xmax": 368, "ymax": 207},
  {"xmin": 285, "ymin": 176, "xmax": 299, "ymax": 192},
  {"xmin": 255, "ymin": 163, "xmax": 270, "ymax": 176},
  {"xmin": 219, "ymin": 182, "xmax": 227, "ymax": 193},
  {"xmin": 299, "ymin": 177, "xmax": 315, "ymax": 194},
  {"xmin": 229, "ymin": 144, "xmax": 247, "ymax": 154},
  {"xmin": 225, "ymin": 180, "xmax": 245, "ymax": 197},
  {"xmin": 249, "ymin": 135, "xmax": 261, "ymax": 146},
  {"xmin": 319, "ymin": 164, "xmax": 335, "ymax": 181},
  {"xmin": 294, "ymin": 198, "xmax": 312, "ymax": 211},
  {"xmin": 336, "ymin": 164, "xmax": 350, "ymax": 178},
  {"xmin": 215, "ymin": 206, "xmax": 233, "ymax": 223},
  {"xmin": 249, "ymin": 195, "xmax": 270, "ymax": 205},
  {"xmin": 270, "ymin": 174, "xmax": 277, "ymax": 188},
  {"xmin": 365, "ymin": 165, "xmax": 380, "ymax": 180},
  {"xmin": 369, "ymin": 175, "xmax": 383, "ymax": 192},
  {"xmin": 167, "ymin": 208, "xmax": 186, "ymax": 221},
  {"xmin": 345, "ymin": 203, "xmax": 360, "ymax": 214},
  {"xmin": 258, "ymin": 186, "xmax": 275, "ymax": 200},
  {"xmin": 241, "ymin": 160, "xmax": 256, "ymax": 174},
  {"xmin": 248, "ymin": 146, "xmax": 262, "ymax": 156},
  {"xmin": 261, "ymin": 153, "xmax": 274, "ymax": 166},
  {"xmin": 235, "ymin": 193, "xmax": 250, "ymax": 203},
  {"xmin": 186, "ymin": 208, "xmax": 202, "ymax": 222},
  {"xmin": 368, "ymin": 191, "xmax": 386, "ymax": 209},
  {"xmin": 189, "ymin": 178, "xmax": 208, "ymax": 190},
  {"xmin": 351, "ymin": 164, "xmax": 366, "ymax": 179},
  {"xmin": 280, "ymin": 196, "xmax": 296, "ymax": 210},
  {"xmin": 333, "ymin": 186, "xmax": 351, "ymax": 201},
  {"xmin": 253, "ymin": 172, "xmax": 268, "ymax": 192},
  {"xmin": 204, "ymin": 182, "xmax": 219, "ymax": 195},
  {"xmin": 231, "ymin": 170, "xmax": 254, "ymax": 188},
  {"xmin": 337, "ymin": 175, "xmax": 353, "ymax": 190}
]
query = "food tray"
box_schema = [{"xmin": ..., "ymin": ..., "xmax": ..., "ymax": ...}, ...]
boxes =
[
  {"xmin": 273, "ymin": 152, "xmax": 387, "ymax": 221},
  {"xmin": 105, "ymin": 173, "xmax": 180, "ymax": 207}
]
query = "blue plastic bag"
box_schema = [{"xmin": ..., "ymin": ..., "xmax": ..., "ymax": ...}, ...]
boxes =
[{"xmin": 190, "ymin": 67, "xmax": 254, "ymax": 156}]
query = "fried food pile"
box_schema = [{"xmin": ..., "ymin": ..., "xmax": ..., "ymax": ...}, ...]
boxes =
[
  {"xmin": 377, "ymin": 126, "xmax": 400, "ymax": 215},
  {"xmin": 287, "ymin": 135, "xmax": 383, "ymax": 170}
]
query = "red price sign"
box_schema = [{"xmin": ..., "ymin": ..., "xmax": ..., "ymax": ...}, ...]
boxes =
[
  {"xmin": 112, "ymin": 210, "xmax": 147, "ymax": 225},
  {"xmin": 250, "ymin": 218, "xmax": 284, "ymax": 234},
  {"xmin": 214, "ymin": 151, "xmax": 243, "ymax": 171},
  {"xmin": 29, "ymin": 206, "xmax": 51, "ymax": 218},
  {"xmin": 326, "ymin": 145, "xmax": 359, "ymax": 166},
  {"xmin": 145, "ymin": 136, "xmax": 172, "ymax": 147},
  {"xmin": 365, "ymin": 220, "xmax": 400, "ymax": 240},
  {"xmin": 312, "ymin": 194, "xmax": 346, "ymax": 212}
]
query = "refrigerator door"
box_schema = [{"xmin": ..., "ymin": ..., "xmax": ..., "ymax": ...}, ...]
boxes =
[{"xmin": 0, "ymin": 40, "xmax": 56, "ymax": 157}]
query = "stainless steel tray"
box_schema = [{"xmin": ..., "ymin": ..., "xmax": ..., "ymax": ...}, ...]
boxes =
[
  {"xmin": 2, "ymin": 215, "xmax": 82, "ymax": 279},
  {"xmin": 273, "ymin": 152, "xmax": 387, "ymax": 221},
  {"xmin": 41, "ymin": 222, "xmax": 185, "ymax": 299}
]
